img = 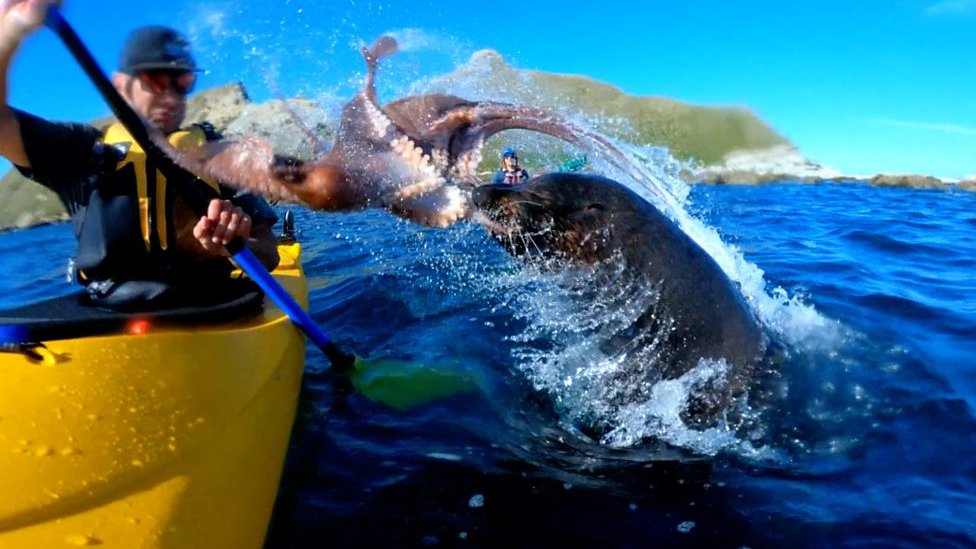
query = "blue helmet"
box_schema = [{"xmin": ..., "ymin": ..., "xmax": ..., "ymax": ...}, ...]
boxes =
[{"xmin": 501, "ymin": 147, "xmax": 517, "ymax": 158}]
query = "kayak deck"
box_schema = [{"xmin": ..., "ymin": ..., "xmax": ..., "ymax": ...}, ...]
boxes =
[
  {"xmin": 0, "ymin": 242, "xmax": 308, "ymax": 548},
  {"xmin": 0, "ymin": 284, "xmax": 264, "ymax": 348}
]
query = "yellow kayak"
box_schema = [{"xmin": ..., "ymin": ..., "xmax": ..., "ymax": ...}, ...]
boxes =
[{"xmin": 0, "ymin": 242, "xmax": 307, "ymax": 548}]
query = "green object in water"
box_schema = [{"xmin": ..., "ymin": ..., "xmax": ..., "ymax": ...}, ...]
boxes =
[
  {"xmin": 558, "ymin": 155, "xmax": 587, "ymax": 172},
  {"xmin": 349, "ymin": 357, "xmax": 482, "ymax": 411}
]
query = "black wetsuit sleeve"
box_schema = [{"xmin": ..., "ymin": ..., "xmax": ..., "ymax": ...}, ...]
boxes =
[{"xmin": 12, "ymin": 109, "xmax": 103, "ymax": 214}]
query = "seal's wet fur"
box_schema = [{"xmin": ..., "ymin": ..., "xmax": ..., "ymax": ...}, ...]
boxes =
[{"xmin": 473, "ymin": 173, "xmax": 765, "ymax": 429}]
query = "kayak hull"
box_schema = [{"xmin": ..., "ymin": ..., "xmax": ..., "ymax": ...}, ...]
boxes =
[{"xmin": 0, "ymin": 243, "xmax": 307, "ymax": 548}]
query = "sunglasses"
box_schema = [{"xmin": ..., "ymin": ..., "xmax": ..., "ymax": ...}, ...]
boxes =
[{"xmin": 137, "ymin": 70, "xmax": 197, "ymax": 96}]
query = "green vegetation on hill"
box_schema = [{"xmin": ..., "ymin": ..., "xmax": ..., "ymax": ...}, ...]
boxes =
[
  {"xmin": 529, "ymin": 72, "xmax": 788, "ymax": 164},
  {"xmin": 0, "ymin": 169, "xmax": 67, "ymax": 230},
  {"xmin": 425, "ymin": 50, "xmax": 790, "ymax": 167}
]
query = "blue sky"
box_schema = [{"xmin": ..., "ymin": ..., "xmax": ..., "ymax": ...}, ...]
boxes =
[{"xmin": 8, "ymin": 0, "xmax": 975, "ymax": 179}]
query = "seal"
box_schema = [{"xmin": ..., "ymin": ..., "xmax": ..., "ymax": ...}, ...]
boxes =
[
  {"xmin": 163, "ymin": 36, "xmax": 639, "ymax": 228},
  {"xmin": 472, "ymin": 172, "xmax": 766, "ymax": 428}
]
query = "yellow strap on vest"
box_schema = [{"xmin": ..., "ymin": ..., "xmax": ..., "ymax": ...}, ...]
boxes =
[{"xmin": 103, "ymin": 123, "xmax": 220, "ymax": 252}]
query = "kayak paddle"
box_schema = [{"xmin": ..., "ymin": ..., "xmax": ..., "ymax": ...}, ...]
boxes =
[
  {"xmin": 41, "ymin": 6, "xmax": 355, "ymax": 367},
  {"xmin": 41, "ymin": 6, "xmax": 480, "ymax": 409}
]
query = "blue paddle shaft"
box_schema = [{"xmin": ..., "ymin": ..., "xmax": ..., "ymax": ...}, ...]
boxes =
[
  {"xmin": 41, "ymin": 6, "xmax": 354, "ymax": 368},
  {"xmin": 0, "ymin": 325, "xmax": 30, "ymax": 345},
  {"xmin": 231, "ymin": 245, "xmax": 331, "ymax": 349}
]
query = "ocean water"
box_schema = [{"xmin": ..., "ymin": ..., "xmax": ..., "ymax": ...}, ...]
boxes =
[{"xmin": 0, "ymin": 179, "xmax": 974, "ymax": 548}]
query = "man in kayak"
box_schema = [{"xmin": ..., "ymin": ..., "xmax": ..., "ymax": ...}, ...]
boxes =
[
  {"xmin": 0, "ymin": 0, "xmax": 280, "ymax": 311},
  {"xmin": 491, "ymin": 146, "xmax": 530, "ymax": 185}
]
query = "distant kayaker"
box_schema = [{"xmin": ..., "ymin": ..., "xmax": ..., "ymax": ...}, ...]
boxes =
[
  {"xmin": 491, "ymin": 147, "xmax": 531, "ymax": 185},
  {"xmin": 0, "ymin": 0, "xmax": 280, "ymax": 311}
]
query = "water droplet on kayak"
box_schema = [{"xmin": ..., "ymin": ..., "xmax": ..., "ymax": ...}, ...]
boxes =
[{"xmin": 64, "ymin": 534, "xmax": 101, "ymax": 546}]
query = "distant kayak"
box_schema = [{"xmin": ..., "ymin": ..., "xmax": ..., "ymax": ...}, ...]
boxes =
[
  {"xmin": 0, "ymin": 241, "xmax": 308, "ymax": 549},
  {"xmin": 558, "ymin": 155, "xmax": 587, "ymax": 172}
]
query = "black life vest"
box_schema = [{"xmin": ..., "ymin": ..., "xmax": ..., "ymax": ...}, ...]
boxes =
[{"xmin": 74, "ymin": 123, "xmax": 222, "ymax": 283}]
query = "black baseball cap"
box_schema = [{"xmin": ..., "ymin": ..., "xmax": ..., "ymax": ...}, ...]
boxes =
[{"xmin": 118, "ymin": 26, "xmax": 198, "ymax": 74}]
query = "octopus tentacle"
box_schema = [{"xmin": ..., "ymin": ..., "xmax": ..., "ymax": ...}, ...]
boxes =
[
  {"xmin": 164, "ymin": 137, "xmax": 303, "ymax": 205},
  {"xmin": 355, "ymin": 36, "xmax": 406, "ymax": 144},
  {"xmin": 361, "ymin": 35, "xmax": 398, "ymax": 106},
  {"xmin": 386, "ymin": 135, "xmax": 447, "ymax": 201}
]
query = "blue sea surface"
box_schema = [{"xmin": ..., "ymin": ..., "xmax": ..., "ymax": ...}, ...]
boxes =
[{"xmin": 1, "ymin": 180, "xmax": 974, "ymax": 548}]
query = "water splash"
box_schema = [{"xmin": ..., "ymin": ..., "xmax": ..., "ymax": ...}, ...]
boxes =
[
  {"xmin": 411, "ymin": 55, "xmax": 844, "ymax": 453},
  {"xmin": 181, "ymin": 1, "xmax": 363, "ymax": 104}
]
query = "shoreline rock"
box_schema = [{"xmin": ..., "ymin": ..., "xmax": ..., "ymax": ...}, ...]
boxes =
[
  {"xmin": 867, "ymin": 174, "xmax": 948, "ymax": 190},
  {"xmin": 693, "ymin": 144, "xmax": 842, "ymax": 183},
  {"xmin": 689, "ymin": 145, "xmax": 969, "ymax": 191}
]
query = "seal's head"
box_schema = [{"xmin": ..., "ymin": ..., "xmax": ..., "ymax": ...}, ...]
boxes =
[
  {"xmin": 474, "ymin": 172, "xmax": 769, "ymax": 431},
  {"xmin": 472, "ymin": 172, "xmax": 647, "ymax": 264}
]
